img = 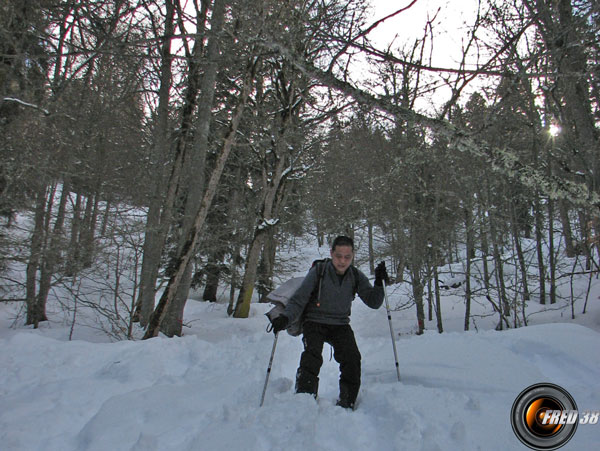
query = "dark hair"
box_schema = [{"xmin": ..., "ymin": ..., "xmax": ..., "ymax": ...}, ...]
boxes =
[{"xmin": 331, "ymin": 235, "xmax": 354, "ymax": 251}]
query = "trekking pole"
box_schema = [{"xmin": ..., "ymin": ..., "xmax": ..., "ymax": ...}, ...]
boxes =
[
  {"xmin": 259, "ymin": 331, "xmax": 279, "ymax": 407},
  {"xmin": 383, "ymin": 280, "xmax": 401, "ymax": 382}
]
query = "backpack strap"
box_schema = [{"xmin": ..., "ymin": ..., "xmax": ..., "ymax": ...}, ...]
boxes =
[
  {"xmin": 310, "ymin": 259, "xmax": 360, "ymax": 303},
  {"xmin": 350, "ymin": 265, "xmax": 360, "ymax": 297},
  {"xmin": 313, "ymin": 259, "xmax": 328, "ymax": 307}
]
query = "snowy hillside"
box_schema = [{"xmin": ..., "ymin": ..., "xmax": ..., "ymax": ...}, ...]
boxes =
[{"xmin": 1, "ymin": 240, "xmax": 600, "ymax": 450}]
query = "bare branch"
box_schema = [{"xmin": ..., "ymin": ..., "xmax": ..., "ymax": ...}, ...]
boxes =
[
  {"xmin": 2, "ymin": 97, "xmax": 50, "ymax": 115},
  {"xmin": 260, "ymin": 39, "xmax": 600, "ymax": 211}
]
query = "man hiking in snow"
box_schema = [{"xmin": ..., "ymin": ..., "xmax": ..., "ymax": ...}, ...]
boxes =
[{"xmin": 269, "ymin": 235, "xmax": 388, "ymax": 409}]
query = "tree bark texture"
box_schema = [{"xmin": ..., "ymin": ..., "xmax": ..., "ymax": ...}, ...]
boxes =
[
  {"xmin": 143, "ymin": 57, "xmax": 253, "ymax": 338},
  {"xmin": 233, "ymin": 124, "xmax": 291, "ymax": 318}
]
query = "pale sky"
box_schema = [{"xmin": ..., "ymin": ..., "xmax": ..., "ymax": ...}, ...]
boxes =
[
  {"xmin": 360, "ymin": 0, "xmax": 488, "ymax": 112},
  {"xmin": 368, "ymin": 0, "xmax": 482, "ymax": 68}
]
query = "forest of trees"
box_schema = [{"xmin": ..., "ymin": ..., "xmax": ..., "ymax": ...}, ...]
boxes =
[{"xmin": 0, "ymin": 0, "xmax": 598, "ymax": 339}]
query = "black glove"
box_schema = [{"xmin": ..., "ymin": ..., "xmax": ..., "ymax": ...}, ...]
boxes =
[
  {"xmin": 270, "ymin": 315, "xmax": 289, "ymax": 334},
  {"xmin": 374, "ymin": 261, "xmax": 389, "ymax": 286}
]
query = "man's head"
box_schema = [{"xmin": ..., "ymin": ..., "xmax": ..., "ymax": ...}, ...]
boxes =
[{"xmin": 330, "ymin": 235, "xmax": 354, "ymax": 275}]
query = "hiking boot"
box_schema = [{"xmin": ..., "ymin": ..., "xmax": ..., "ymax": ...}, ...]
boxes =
[
  {"xmin": 295, "ymin": 369, "xmax": 319, "ymax": 399},
  {"xmin": 336, "ymin": 398, "xmax": 355, "ymax": 410},
  {"xmin": 337, "ymin": 383, "xmax": 358, "ymax": 410}
]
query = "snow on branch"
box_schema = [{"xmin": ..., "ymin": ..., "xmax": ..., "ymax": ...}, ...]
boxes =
[
  {"xmin": 2, "ymin": 97, "xmax": 50, "ymax": 116},
  {"xmin": 257, "ymin": 218, "xmax": 279, "ymax": 231}
]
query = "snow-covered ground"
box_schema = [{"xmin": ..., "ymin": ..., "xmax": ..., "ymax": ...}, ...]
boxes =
[{"xmin": 1, "ymin": 239, "xmax": 600, "ymax": 450}]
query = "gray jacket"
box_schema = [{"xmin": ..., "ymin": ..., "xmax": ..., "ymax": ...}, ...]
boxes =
[{"xmin": 284, "ymin": 260, "xmax": 384, "ymax": 326}]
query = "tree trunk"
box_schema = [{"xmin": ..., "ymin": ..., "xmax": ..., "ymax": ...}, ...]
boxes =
[
  {"xmin": 227, "ymin": 241, "xmax": 242, "ymax": 315},
  {"xmin": 203, "ymin": 252, "xmax": 222, "ymax": 302},
  {"xmin": 80, "ymin": 190, "xmax": 99, "ymax": 269},
  {"xmin": 66, "ymin": 192, "xmax": 82, "ymax": 276},
  {"xmin": 534, "ymin": 203, "xmax": 547, "ymax": 306},
  {"xmin": 480, "ymin": 207, "xmax": 506, "ymax": 328},
  {"xmin": 79, "ymin": 193, "xmax": 93, "ymax": 259},
  {"xmin": 257, "ymin": 230, "xmax": 277, "ymax": 302},
  {"xmin": 317, "ymin": 223, "xmax": 324, "ymax": 247},
  {"xmin": 367, "ymin": 221, "xmax": 375, "ymax": 275},
  {"xmin": 25, "ymin": 185, "xmax": 48, "ymax": 327},
  {"xmin": 548, "ymin": 198, "xmax": 557, "ymax": 304},
  {"xmin": 143, "ymin": 59, "xmax": 252, "ymax": 339},
  {"xmin": 135, "ymin": 0, "xmax": 176, "ymax": 326},
  {"xmin": 491, "ymin": 230, "xmax": 508, "ymax": 317},
  {"xmin": 511, "ymin": 203, "xmax": 530, "ymax": 306},
  {"xmin": 100, "ymin": 196, "xmax": 111, "ymax": 237},
  {"xmin": 158, "ymin": 0, "xmax": 226, "ymax": 336},
  {"xmin": 233, "ymin": 111, "xmax": 291, "ymax": 318},
  {"xmin": 578, "ymin": 211, "xmax": 600, "ymax": 272},
  {"xmin": 427, "ymin": 270, "xmax": 433, "ymax": 322},
  {"xmin": 37, "ymin": 181, "xmax": 70, "ymax": 317},
  {"xmin": 234, "ymin": 227, "xmax": 268, "ymax": 318},
  {"xmin": 160, "ymin": 263, "xmax": 193, "ymax": 337},
  {"xmin": 411, "ymin": 269, "xmax": 425, "ymax": 335},
  {"xmin": 136, "ymin": 201, "xmax": 163, "ymax": 325},
  {"xmin": 489, "ymin": 208, "xmax": 508, "ymax": 317},
  {"xmin": 464, "ymin": 207, "xmax": 473, "ymax": 331},
  {"xmin": 558, "ymin": 200, "xmax": 576, "ymax": 257},
  {"xmin": 233, "ymin": 168, "xmax": 288, "ymax": 318},
  {"xmin": 433, "ymin": 263, "xmax": 443, "ymax": 333}
]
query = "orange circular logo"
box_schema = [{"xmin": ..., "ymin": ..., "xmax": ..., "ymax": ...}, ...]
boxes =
[{"xmin": 511, "ymin": 383, "xmax": 578, "ymax": 450}]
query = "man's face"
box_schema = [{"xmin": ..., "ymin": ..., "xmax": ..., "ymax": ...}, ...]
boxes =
[{"xmin": 330, "ymin": 245, "xmax": 354, "ymax": 275}]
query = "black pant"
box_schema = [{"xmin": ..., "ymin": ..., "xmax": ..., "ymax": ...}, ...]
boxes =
[{"xmin": 295, "ymin": 321, "xmax": 361, "ymax": 403}]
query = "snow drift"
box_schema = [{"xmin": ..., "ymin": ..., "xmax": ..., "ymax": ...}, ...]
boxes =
[{"xmin": 1, "ymin": 298, "xmax": 599, "ymax": 451}]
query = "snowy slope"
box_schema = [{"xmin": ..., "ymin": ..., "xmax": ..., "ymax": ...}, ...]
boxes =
[
  {"xmin": 1, "ymin": 233, "xmax": 600, "ymax": 450},
  {"xmin": 1, "ymin": 295, "xmax": 599, "ymax": 451}
]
